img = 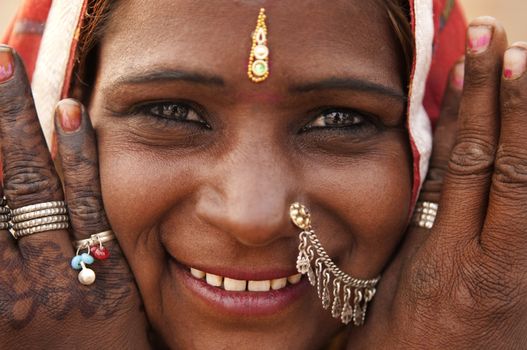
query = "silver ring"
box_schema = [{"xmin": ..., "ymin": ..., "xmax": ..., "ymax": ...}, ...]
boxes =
[
  {"xmin": 12, "ymin": 215, "xmax": 69, "ymax": 230},
  {"xmin": 11, "ymin": 207, "xmax": 68, "ymax": 223},
  {"xmin": 74, "ymin": 230, "xmax": 116, "ymax": 250},
  {"xmin": 10, "ymin": 201, "xmax": 70, "ymax": 239},
  {"xmin": 0, "ymin": 199, "xmax": 10, "ymax": 230},
  {"xmin": 11, "ymin": 201, "xmax": 66, "ymax": 216},
  {"xmin": 12, "ymin": 222, "xmax": 69, "ymax": 239},
  {"xmin": 413, "ymin": 201, "xmax": 438, "ymax": 229}
]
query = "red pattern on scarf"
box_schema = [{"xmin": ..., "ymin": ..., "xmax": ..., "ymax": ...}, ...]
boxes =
[
  {"xmin": 1, "ymin": 0, "xmax": 52, "ymax": 81},
  {"xmin": 425, "ymin": 0, "xmax": 467, "ymax": 126}
]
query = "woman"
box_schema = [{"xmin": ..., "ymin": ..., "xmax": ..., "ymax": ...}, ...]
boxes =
[{"xmin": 0, "ymin": 0, "xmax": 525, "ymax": 348}]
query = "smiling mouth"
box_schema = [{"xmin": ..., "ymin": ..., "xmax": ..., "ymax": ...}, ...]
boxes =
[{"xmin": 189, "ymin": 267, "xmax": 303, "ymax": 292}]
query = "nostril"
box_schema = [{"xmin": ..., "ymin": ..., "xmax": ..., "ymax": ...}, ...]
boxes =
[{"xmin": 195, "ymin": 186, "xmax": 292, "ymax": 247}]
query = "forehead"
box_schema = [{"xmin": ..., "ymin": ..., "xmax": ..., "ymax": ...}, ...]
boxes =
[{"xmin": 98, "ymin": 0, "xmax": 403, "ymax": 93}]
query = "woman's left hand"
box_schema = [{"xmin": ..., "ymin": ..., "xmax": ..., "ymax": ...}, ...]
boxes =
[{"xmin": 348, "ymin": 17, "xmax": 527, "ymax": 349}]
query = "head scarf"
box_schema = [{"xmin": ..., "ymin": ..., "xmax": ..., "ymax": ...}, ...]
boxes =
[{"xmin": 2, "ymin": 0, "xmax": 466, "ymax": 205}]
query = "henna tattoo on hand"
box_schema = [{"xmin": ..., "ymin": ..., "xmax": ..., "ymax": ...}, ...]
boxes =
[{"xmin": 0, "ymin": 240, "xmax": 139, "ymax": 330}]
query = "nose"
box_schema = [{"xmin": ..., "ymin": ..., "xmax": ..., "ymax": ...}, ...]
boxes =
[{"xmin": 196, "ymin": 143, "xmax": 296, "ymax": 247}]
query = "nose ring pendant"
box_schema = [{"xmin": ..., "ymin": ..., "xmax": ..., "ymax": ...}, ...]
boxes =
[{"xmin": 289, "ymin": 202, "xmax": 380, "ymax": 326}]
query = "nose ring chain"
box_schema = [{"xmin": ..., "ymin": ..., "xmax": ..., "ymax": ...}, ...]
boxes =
[{"xmin": 289, "ymin": 202, "xmax": 380, "ymax": 326}]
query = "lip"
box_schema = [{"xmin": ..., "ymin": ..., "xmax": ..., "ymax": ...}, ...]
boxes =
[{"xmin": 172, "ymin": 260, "xmax": 310, "ymax": 317}]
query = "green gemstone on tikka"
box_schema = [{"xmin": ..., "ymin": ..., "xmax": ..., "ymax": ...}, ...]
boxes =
[{"xmin": 252, "ymin": 60, "xmax": 268, "ymax": 77}]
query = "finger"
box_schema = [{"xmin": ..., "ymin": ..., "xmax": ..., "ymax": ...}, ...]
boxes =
[
  {"xmin": 420, "ymin": 59, "xmax": 464, "ymax": 203},
  {"xmin": 436, "ymin": 17, "xmax": 508, "ymax": 242},
  {"xmin": 0, "ymin": 46, "xmax": 72, "ymax": 256},
  {"xmin": 55, "ymin": 100, "xmax": 132, "ymax": 285},
  {"xmin": 483, "ymin": 42, "xmax": 527, "ymax": 248},
  {"xmin": 0, "ymin": 188, "xmax": 17, "ymax": 254},
  {"xmin": 409, "ymin": 60, "xmax": 464, "ymax": 251},
  {"xmin": 55, "ymin": 99, "xmax": 111, "ymax": 241}
]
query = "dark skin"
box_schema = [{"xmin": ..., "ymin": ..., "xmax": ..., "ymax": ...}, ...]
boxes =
[
  {"xmin": 0, "ymin": 53, "xmax": 149, "ymax": 347},
  {"xmin": 348, "ymin": 17, "xmax": 527, "ymax": 349},
  {"xmin": 0, "ymin": 2, "xmax": 525, "ymax": 350},
  {"xmin": 90, "ymin": 0, "xmax": 409, "ymax": 348}
]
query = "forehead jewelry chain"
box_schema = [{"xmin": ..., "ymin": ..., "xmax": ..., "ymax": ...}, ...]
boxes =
[
  {"xmin": 248, "ymin": 8, "xmax": 270, "ymax": 83},
  {"xmin": 289, "ymin": 202, "xmax": 380, "ymax": 326}
]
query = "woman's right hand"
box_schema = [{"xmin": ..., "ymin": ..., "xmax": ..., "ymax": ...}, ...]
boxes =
[{"xmin": 0, "ymin": 46, "xmax": 150, "ymax": 349}]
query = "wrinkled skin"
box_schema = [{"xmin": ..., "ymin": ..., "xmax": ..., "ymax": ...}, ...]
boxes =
[
  {"xmin": 89, "ymin": 1, "xmax": 411, "ymax": 348},
  {"xmin": 348, "ymin": 17, "xmax": 527, "ymax": 350},
  {"xmin": 0, "ymin": 1, "xmax": 412, "ymax": 348},
  {"xmin": 0, "ymin": 55, "xmax": 149, "ymax": 348},
  {"xmin": 0, "ymin": 1, "xmax": 525, "ymax": 350}
]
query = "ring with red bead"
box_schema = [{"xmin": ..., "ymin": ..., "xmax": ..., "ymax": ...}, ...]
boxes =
[
  {"xmin": 91, "ymin": 242, "xmax": 110, "ymax": 260},
  {"xmin": 72, "ymin": 230, "xmax": 116, "ymax": 285}
]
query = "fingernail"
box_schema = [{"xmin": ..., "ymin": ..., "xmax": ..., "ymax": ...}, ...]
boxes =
[
  {"xmin": 503, "ymin": 47, "xmax": 527, "ymax": 80},
  {"xmin": 468, "ymin": 26, "xmax": 492, "ymax": 54},
  {"xmin": 57, "ymin": 99, "xmax": 82, "ymax": 132},
  {"xmin": 0, "ymin": 45, "xmax": 15, "ymax": 83},
  {"xmin": 451, "ymin": 60, "xmax": 465, "ymax": 90}
]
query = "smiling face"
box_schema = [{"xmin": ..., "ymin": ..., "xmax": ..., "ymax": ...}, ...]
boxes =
[{"xmin": 87, "ymin": 0, "xmax": 412, "ymax": 348}]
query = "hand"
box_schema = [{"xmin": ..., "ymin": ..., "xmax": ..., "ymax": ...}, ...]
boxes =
[
  {"xmin": 0, "ymin": 46, "xmax": 150, "ymax": 349},
  {"xmin": 347, "ymin": 17, "xmax": 527, "ymax": 349}
]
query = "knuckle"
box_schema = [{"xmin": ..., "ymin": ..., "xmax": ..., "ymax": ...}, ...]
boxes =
[
  {"xmin": 461, "ymin": 263, "xmax": 524, "ymax": 313},
  {"xmin": 493, "ymin": 146, "xmax": 527, "ymax": 187},
  {"xmin": 464, "ymin": 70, "xmax": 490, "ymax": 91},
  {"xmin": 63, "ymin": 162, "xmax": 96, "ymax": 185},
  {"xmin": 448, "ymin": 138, "xmax": 495, "ymax": 177},
  {"xmin": 3, "ymin": 164, "xmax": 62, "ymax": 208},
  {"xmin": 501, "ymin": 85, "xmax": 527, "ymax": 115},
  {"xmin": 0, "ymin": 88, "xmax": 31, "ymax": 117},
  {"xmin": 464, "ymin": 55, "xmax": 502, "ymax": 91},
  {"xmin": 67, "ymin": 189, "xmax": 108, "ymax": 233},
  {"xmin": 405, "ymin": 246, "xmax": 449, "ymax": 303},
  {"xmin": 464, "ymin": 63, "xmax": 497, "ymax": 91},
  {"xmin": 451, "ymin": 247, "xmax": 527, "ymax": 325}
]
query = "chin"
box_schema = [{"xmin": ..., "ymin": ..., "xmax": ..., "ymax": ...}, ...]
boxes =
[{"xmin": 141, "ymin": 257, "xmax": 344, "ymax": 349}]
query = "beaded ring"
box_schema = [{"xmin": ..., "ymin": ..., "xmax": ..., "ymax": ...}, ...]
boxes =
[{"xmin": 71, "ymin": 230, "xmax": 115, "ymax": 285}]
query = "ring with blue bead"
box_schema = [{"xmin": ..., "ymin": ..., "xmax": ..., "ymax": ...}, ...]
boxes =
[
  {"xmin": 71, "ymin": 255, "xmax": 82, "ymax": 270},
  {"xmin": 71, "ymin": 247, "xmax": 97, "ymax": 286},
  {"xmin": 81, "ymin": 252, "xmax": 94, "ymax": 265}
]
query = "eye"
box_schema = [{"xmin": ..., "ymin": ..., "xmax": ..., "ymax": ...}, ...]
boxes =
[
  {"xmin": 134, "ymin": 101, "xmax": 209, "ymax": 127},
  {"xmin": 304, "ymin": 109, "xmax": 376, "ymax": 131}
]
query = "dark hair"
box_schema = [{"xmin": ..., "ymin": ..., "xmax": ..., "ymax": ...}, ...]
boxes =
[
  {"xmin": 72, "ymin": 0, "xmax": 414, "ymax": 100},
  {"xmin": 384, "ymin": 0, "xmax": 414, "ymax": 85}
]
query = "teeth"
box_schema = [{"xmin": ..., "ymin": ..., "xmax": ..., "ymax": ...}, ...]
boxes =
[
  {"xmin": 271, "ymin": 277, "xmax": 287, "ymax": 290},
  {"xmin": 248, "ymin": 280, "xmax": 271, "ymax": 292},
  {"xmin": 287, "ymin": 273, "xmax": 302, "ymax": 284},
  {"xmin": 190, "ymin": 268, "xmax": 300, "ymax": 291},
  {"xmin": 224, "ymin": 277, "xmax": 247, "ymax": 291},
  {"xmin": 205, "ymin": 273, "xmax": 223, "ymax": 287},
  {"xmin": 190, "ymin": 268, "xmax": 205, "ymax": 279}
]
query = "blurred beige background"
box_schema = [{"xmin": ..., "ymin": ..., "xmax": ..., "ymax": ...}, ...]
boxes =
[{"xmin": 1, "ymin": 0, "xmax": 527, "ymax": 42}]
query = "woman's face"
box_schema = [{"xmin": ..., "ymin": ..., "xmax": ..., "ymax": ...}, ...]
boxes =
[{"xmin": 88, "ymin": 0, "xmax": 412, "ymax": 348}]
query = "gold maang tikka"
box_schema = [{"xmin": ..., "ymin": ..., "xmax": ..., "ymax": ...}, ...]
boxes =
[
  {"xmin": 248, "ymin": 8, "xmax": 269, "ymax": 83},
  {"xmin": 289, "ymin": 202, "xmax": 381, "ymax": 326}
]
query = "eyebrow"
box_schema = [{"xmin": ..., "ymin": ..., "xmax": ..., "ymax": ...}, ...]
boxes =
[
  {"xmin": 111, "ymin": 68, "xmax": 226, "ymax": 87},
  {"xmin": 107, "ymin": 69, "xmax": 405, "ymax": 101},
  {"xmin": 289, "ymin": 77, "xmax": 407, "ymax": 101}
]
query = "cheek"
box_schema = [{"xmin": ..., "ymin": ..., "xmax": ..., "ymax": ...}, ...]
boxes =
[
  {"xmin": 96, "ymin": 135, "xmax": 198, "ymax": 302},
  {"xmin": 304, "ymin": 135, "xmax": 412, "ymax": 277}
]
